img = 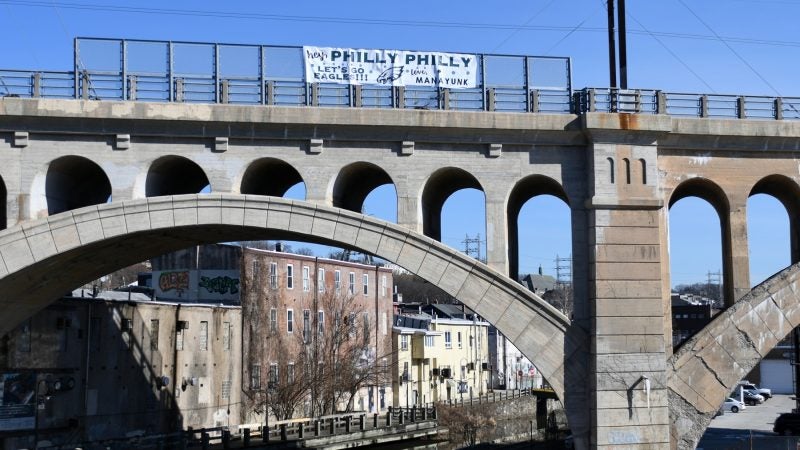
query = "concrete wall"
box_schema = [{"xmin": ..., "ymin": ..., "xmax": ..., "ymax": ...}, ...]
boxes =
[{"xmin": 0, "ymin": 298, "xmax": 241, "ymax": 449}]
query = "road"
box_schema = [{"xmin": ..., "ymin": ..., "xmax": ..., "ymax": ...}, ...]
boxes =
[{"xmin": 698, "ymin": 394, "xmax": 800, "ymax": 450}]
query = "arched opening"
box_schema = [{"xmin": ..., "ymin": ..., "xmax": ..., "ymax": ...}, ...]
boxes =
[
  {"xmin": 332, "ymin": 162, "xmax": 396, "ymax": 221},
  {"xmin": 146, "ymin": 156, "xmax": 210, "ymax": 197},
  {"xmin": 749, "ymin": 174, "xmax": 800, "ymax": 267},
  {"xmin": 240, "ymin": 158, "xmax": 304, "ymax": 198},
  {"xmin": 46, "ymin": 156, "xmax": 112, "ymax": 215},
  {"xmin": 639, "ymin": 158, "xmax": 647, "ymax": 185},
  {"xmin": 623, "ymin": 158, "xmax": 631, "ymax": 184},
  {"xmin": 507, "ymin": 175, "xmax": 571, "ymax": 283},
  {"xmin": 668, "ymin": 179, "xmax": 729, "ymax": 349},
  {"xmin": 607, "ymin": 157, "xmax": 615, "ymax": 184},
  {"xmin": 421, "ymin": 167, "xmax": 483, "ymax": 243}
]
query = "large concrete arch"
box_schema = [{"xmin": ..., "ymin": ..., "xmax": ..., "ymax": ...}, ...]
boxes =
[
  {"xmin": 0, "ymin": 194, "xmax": 586, "ymax": 401},
  {"xmin": 668, "ymin": 262, "xmax": 800, "ymax": 449},
  {"xmin": 749, "ymin": 174, "xmax": 800, "ymax": 264}
]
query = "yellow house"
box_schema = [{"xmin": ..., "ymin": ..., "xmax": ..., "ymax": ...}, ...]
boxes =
[{"xmin": 391, "ymin": 308, "xmax": 490, "ymax": 407}]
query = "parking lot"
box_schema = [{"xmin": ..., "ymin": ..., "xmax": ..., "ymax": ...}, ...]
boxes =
[{"xmin": 698, "ymin": 394, "xmax": 799, "ymax": 449}]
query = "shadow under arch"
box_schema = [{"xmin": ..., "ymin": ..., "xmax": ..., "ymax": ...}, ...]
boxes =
[
  {"xmin": 46, "ymin": 155, "xmax": 111, "ymax": 215},
  {"xmin": 506, "ymin": 174, "xmax": 570, "ymax": 281},
  {"xmin": 668, "ymin": 177, "xmax": 733, "ymax": 305},
  {"xmin": 332, "ymin": 162, "xmax": 394, "ymax": 214},
  {"xmin": 669, "ymin": 261, "xmax": 800, "ymax": 450},
  {"xmin": 240, "ymin": 157, "xmax": 304, "ymax": 198},
  {"xmin": 749, "ymin": 174, "xmax": 800, "ymax": 264},
  {"xmin": 146, "ymin": 155, "xmax": 210, "ymax": 197},
  {"xmin": 421, "ymin": 167, "xmax": 483, "ymax": 241}
]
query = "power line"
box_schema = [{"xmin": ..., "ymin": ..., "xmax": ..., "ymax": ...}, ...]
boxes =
[
  {"xmin": 676, "ymin": 0, "xmax": 782, "ymax": 96},
  {"xmin": 491, "ymin": 0, "xmax": 558, "ymax": 52},
  {"xmin": 1, "ymin": 0, "xmax": 799, "ymax": 52}
]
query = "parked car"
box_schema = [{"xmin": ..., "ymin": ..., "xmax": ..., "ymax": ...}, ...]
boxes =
[
  {"xmin": 738, "ymin": 381, "xmax": 772, "ymax": 399},
  {"xmin": 742, "ymin": 389, "xmax": 764, "ymax": 405},
  {"xmin": 723, "ymin": 397, "xmax": 746, "ymax": 413},
  {"xmin": 774, "ymin": 413, "xmax": 800, "ymax": 435}
]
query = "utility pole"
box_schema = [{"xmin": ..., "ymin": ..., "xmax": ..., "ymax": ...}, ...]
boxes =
[
  {"xmin": 554, "ymin": 254, "xmax": 572, "ymax": 287},
  {"xmin": 462, "ymin": 234, "xmax": 484, "ymax": 263},
  {"xmin": 606, "ymin": 0, "xmax": 628, "ymax": 89}
]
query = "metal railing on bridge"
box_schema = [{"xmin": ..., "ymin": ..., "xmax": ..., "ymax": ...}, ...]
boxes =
[{"xmin": 3, "ymin": 38, "xmax": 800, "ymax": 120}]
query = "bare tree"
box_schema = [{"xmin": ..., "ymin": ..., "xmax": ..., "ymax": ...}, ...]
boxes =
[
  {"xmin": 393, "ymin": 273, "xmax": 455, "ymax": 304},
  {"xmin": 542, "ymin": 285, "xmax": 573, "ymax": 317}
]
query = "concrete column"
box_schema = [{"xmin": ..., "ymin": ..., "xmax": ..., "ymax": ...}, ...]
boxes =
[
  {"xmin": 397, "ymin": 194, "xmax": 422, "ymax": 233},
  {"xmin": 582, "ymin": 114, "xmax": 672, "ymax": 450},
  {"xmin": 485, "ymin": 198, "xmax": 508, "ymax": 274},
  {"xmin": 728, "ymin": 198, "xmax": 750, "ymax": 303}
]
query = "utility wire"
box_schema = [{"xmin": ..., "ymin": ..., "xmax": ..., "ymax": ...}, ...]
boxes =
[
  {"xmin": 1, "ymin": 0, "xmax": 800, "ymax": 51},
  {"xmin": 543, "ymin": 5, "xmax": 603, "ymax": 56},
  {"xmin": 625, "ymin": 11, "xmax": 716, "ymax": 93},
  {"xmin": 676, "ymin": 0, "xmax": 782, "ymax": 96},
  {"xmin": 490, "ymin": 0, "xmax": 558, "ymax": 52}
]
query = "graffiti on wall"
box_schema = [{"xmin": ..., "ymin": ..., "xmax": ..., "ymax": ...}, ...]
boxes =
[
  {"xmin": 199, "ymin": 276, "xmax": 240, "ymax": 295},
  {"xmin": 159, "ymin": 271, "xmax": 190, "ymax": 295}
]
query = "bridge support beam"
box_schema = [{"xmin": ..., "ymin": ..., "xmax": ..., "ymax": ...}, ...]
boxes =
[
  {"xmin": 727, "ymin": 198, "xmax": 751, "ymax": 303},
  {"xmin": 583, "ymin": 114, "xmax": 671, "ymax": 450}
]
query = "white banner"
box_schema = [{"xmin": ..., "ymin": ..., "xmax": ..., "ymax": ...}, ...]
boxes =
[{"xmin": 303, "ymin": 46, "xmax": 477, "ymax": 89}]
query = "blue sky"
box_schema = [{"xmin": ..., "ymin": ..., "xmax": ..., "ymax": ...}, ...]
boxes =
[{"xmin": 1, "ymin": 0, "xmax": 797, "ymax": 287}]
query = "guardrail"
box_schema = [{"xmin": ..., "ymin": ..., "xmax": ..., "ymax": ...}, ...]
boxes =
[{"xmin": 3, "ymin": 69, "xmax": 800, "ymax": 120}]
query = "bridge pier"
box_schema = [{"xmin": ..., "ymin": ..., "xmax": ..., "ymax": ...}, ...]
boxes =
[{"xmin": 582, "ymin": 115, "xmax": 670, "ymax": 449}]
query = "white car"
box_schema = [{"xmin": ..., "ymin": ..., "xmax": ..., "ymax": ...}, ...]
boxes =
[{"xmin": 723, "ymin": 397, "xmax": 746, "ymax": 413}]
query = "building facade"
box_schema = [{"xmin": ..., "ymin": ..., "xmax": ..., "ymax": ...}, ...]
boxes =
[
  {"xmin": 0, "ymin": 296, "xmax": 241, "ymax": 449},
  {"xmin": 392, "ymin": 307, "xmax": 490, "ymax": 408},
  {"xmin": 240, "ymin": 248, "xmax": 394, "ymax": 422}
]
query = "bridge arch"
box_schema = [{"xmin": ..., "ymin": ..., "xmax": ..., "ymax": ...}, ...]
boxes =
[
  {"xmin": 145, "ymin": 155, "xmax": 210, "ymax": 197},
  {"xmin": 0, "ymin": 195, "xmax": 585, "ymax": 406},
  {"xmin": 669, "ymin": 262, "xmax": 800, "ymax": 449},
  {"xmin": 32, "ymin": 155, "xmax": 112, "ymax": 216},
  {"xmin": 668, "ymin": 177, "xmax": 733, "ymax": 305},
  {"xmin": 331, "ymin": 161, "xmax": 395, "ymax": 216},
  {"xmin": 239, "ymin": 157, "xmax": 304, "ymax": 198},
  {"xmin": 506, "ymin": 174, "xmax": 570, "ymax": 280},
  {"xmin": 749, "ymin": 174, "xmax": 800, "ymax": 263},
  {"xmin": 421, "ymin": 167, "xmax": 484, "ymax": 241}
]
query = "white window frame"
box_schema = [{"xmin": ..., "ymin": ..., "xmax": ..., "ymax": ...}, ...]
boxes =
[
  {"xmin": 362, "ymin": 274, "xmax": 369, "ymax": 295},
  {"xmin": 445, "ymin": 331, "xmax": 452, "ymax": 349},
  {"xmin": 318, "ymin": 268, "xmax": 325, "ymax": 292},
  {"xmin": 269, "ymin": 262, "xmax": 278, "ymax": 289},
  {"xmin": 303, "ymin": 309, "xmax": 311, "ymax": 343},
  {"xmin": 349, "ymin": 272, "xmax": 355, "ymax": 295},
  {"xmin": 458, "ymin": 332, "xmax": 462, "ymax": 349},
  {"xmin": 270, "ymin": 308, "xmax": 277, "ymax": 333},
  {"xmin": 318, "ymin": 310, "xmax": 325, "ymax": 336},
  {"xmin": 303, "ymin": 266, "xmax": 310, "ymax": 292},
  {"xmin": 334, "ymin": 270, "xmax": 341, "ymax": 292},
  {"xmin": 287, "ymin": 309, "xmax": 294, "ymax": 334},
  {"xmin": 400, "ymin": 334, "xmax": 409, "ymax": 351},
  {"xmin": 425, "ymin": 335, "xmax": 434, "ymax": 347},
  {"xmin": 199, "ymin": 321, "xmax": 209, "ymax": 351},
  {"xmin": 286, "ymin": 264, "xmax": 294, "ymax": 290},
  {"xmin": 381, "ymin": 275, "xmax": 387, "ymax": 297}
]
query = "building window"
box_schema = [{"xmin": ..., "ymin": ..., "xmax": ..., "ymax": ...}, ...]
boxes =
[
  {"xmin": 318, "ymin": 310, "xmax": 325, "ymax": 336},
  {"xmin": 223, "ymin": 321, "xmax": 231, "ymax": 350},
  {"xmin": 457, "ymin": 332, "xmax": 462, "ymax": 349},
  {"xmin": 362, "ymin": 274, "xmax": 369, "ymax": 295},
  {"xmin": 303, "ymin": 266, "xmax": 310, "ymax": 292},
  {"xmin": 425, "ymin": 335, "xmax": 434, "ymax": 347},
  {"xmin": 270, "ymin": 308, "xmax": 277, "ymax": 333},
  {"xmin": 287, "ymin": 363, "xmax": 295, "ymax": 384},
  {"xmin": 335, "ymin": 270, "xmax": 341, "ymax": 292},
  {"xmin": 403, "ymin": 361, "xmax": 409, "ymax": 381},
  {"xmin": 349, "ymin": 272, "xmax": 355, "ymax": 295},
  {"xmin": 176, "ymin": 328, "xmax": 184, "ymax": 351},
  {"xmin": 269, "ymin": 262, "xmax": 278, "ymax": 289},
  {"xmin": 287, "ymin": 309, "xmax": 294, "ymax": 333},
  {"xmin": 445, "ymin": 331, "xmax": 452, "ymax": 349},
  {"xmin": 381, "ymin": 312, "xmax": 387, "ymax": 336},
  {"xmin": 381, "ymin": 275, "xmax": 387, "ymax": 297},
  {"xmin": 303, "ymin": 309, "xmax": 311, "ymax": 343},
  {"xmin": 349, "ymin": 312, "xmax": 356, "ymax": 337},
  {"xmin": 199, "ymin": 321, "xmax": 209, "ymax": 351},
  {"xmin": 150, "ymin": 319, "xmax": 160, "ymax": 351},
  {"xmin": 252, "ymin": 260, "xmax": 260, "ymax": 280},
  {"xmin": 250, "ymin": 364, "xmax": 261, "ymax": 390},
  {"xmin": 222, "ymin": 380, "xmax": 231, "ymax": 399},
  {"xmin": 268, "ymin": 363, "xmax": 279, "ymax": 388},
  {"xmin": 401, "ymin": 334, "xmax": 409, "ymax": 351},
  {"xmin": 287, "ymin": 264, "xmax": 294, "ymax": 289},
  {"xmin": 318, "ymin": 269, "xmax": 325, "ymax": 292}
]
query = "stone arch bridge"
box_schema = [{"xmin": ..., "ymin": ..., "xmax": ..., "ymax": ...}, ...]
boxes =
[{"xmin": 2, "ymin": 97, "xmax": 800, "ymax": 449}]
